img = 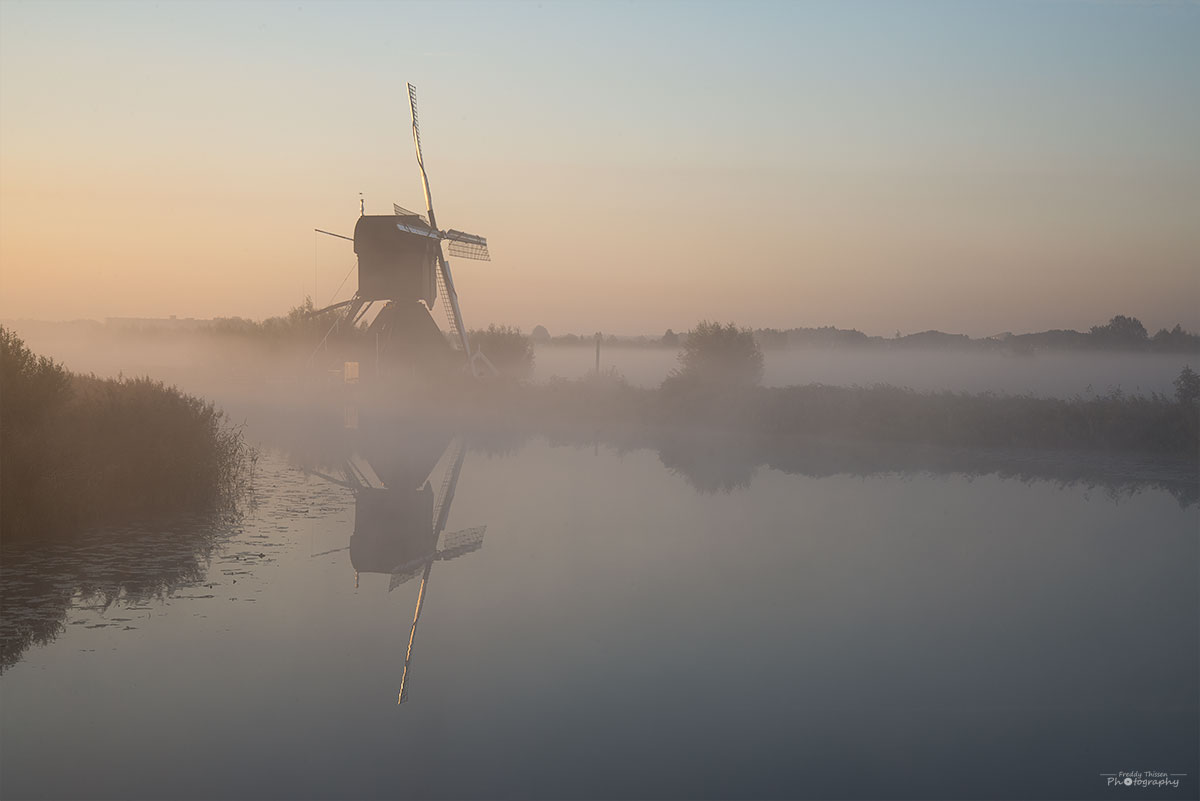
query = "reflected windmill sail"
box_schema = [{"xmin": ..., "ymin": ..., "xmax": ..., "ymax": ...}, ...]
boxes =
[{"xmin": 333, "ymin": 429, "xmax": 487, "ymax": 705}]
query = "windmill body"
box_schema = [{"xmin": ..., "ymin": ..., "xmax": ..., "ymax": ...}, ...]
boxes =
[
  {"xmin": 313, "ymin": 84, "xmax": 494, "ymax": 376},
  {"xmin": 352, "ymin": 214, "xmax": 438, "ymax": 308}
]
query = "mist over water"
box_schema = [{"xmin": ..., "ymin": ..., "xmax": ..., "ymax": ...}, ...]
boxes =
[
  {"xmin": 537, "ymin": 344, "xmax": 1194, "ymax": 397},
  {"xmin": 8, "ymin": 322, "xmax": 1195, "ymax": 400}
]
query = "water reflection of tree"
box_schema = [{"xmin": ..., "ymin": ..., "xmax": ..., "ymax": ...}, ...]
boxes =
[
  {"xmin": 655, "ymin": 431, "xmax": 759, "ymax": 493},
  {"xmin": 259, "ymin": 389, "xmax": 1198, "ymax": 507},
  {"xmin": 0, "ymin": 514, "xmax": 236, "ymax": 671},
  {"xmin": 756, "ymin": 438, "xmax": 1198, "ymax": 507},
  {"xmin": 580, "ymin": 427, "xmax": 1199, "ymax": 505}
]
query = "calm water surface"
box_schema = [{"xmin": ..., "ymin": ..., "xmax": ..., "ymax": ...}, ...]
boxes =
[{"xmin": 1, "ymin": 438, "xmax": 1196, "ymax": 800}]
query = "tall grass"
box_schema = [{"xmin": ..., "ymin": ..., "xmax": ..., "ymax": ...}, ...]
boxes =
[{"xmin": 1, "ymin": 327, "xmax": 254, "ymax": 539}]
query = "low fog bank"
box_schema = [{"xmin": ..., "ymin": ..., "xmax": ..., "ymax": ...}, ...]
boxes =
[
  {"xmin": 5, "ymin": 320, "xmax": 319, "ymax": 396},
  {"xmin": 6, "ymin": 320, "xmax": 1196, "ymax": 475},
  {"xmin": 8, "ymin": 320, "xmax": 1196, "ymax": 402},
  {"xmin": 219, "ymin": 366, "xmax": 1198, "ymax": 510},
  {"xmin": 537, "ymin": 345, "xmax": 1195, "ymax": 397}
]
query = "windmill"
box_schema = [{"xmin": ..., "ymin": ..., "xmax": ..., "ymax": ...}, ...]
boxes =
[
  {"xmin": 309, "ymin": 427, "xmax": 487, "ymax": 705},
  {"xmin": 313, "ymin": 83, "xmax": 494, "ymax": 376}
]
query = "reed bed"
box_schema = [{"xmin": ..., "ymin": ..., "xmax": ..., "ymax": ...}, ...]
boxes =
[{"xmin": 1, "ymin": 326, "xmax": 254, "ymax": 539}]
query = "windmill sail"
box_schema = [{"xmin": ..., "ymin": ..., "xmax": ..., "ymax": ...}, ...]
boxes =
[
  {"xmin": 444, "ymin": 229, "xmax": 490, "ymax": 261},
  {"xmin": 408, "ymin": 82, "xmax": 473, "ymax": 359},
  {"xmin": 431, "ymin": 438, "xmax": 466, "ymax": 530},
  {"xmin": 407, "ymin": 83, "xmax": 437, "ymax": 231},
  {"xmin": 388, "ymin": 559, "xmax": 430, "ymax": 592},
  {"xmin": 393, "ymin": 203, "xmax": 429, "ymax": 225},
  {"xmin": 312, "ymin": 84, "xmax": 493, "ymax": 374},
  {"xmin": 437, "ymin": 525, "xmax": 486, "ymax": 561}
]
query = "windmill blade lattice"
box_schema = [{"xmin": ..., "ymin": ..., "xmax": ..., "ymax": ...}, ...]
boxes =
[
  {"xmin": 393, "ymin": 203, "xmax": 429, "ymax": 225},
  {"xmin": 445, "ymin": 230, "xmax": 490, "ymax": 261},
  {"xmin": 388, "ymin": 560, "xmax": 431, "ymax": 592},
  {"xmin": 437, "ymin": 526, "xmax": 487, "ymax": 562}
]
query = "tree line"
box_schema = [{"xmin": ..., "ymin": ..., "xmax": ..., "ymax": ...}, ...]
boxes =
[{"xmin": 531, "ymin": 315, "xmax": 1200, "ymax": 353}]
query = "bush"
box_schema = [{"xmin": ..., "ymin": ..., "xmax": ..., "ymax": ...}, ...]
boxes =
[
  {"xmin": 668, "ymin": 321, "xmax": 764, "ymax": 388},
  {"xmin": 469, "ymin": 324, "xmax": 534, "ymax": 379},
  {"xmin": 1174, "ymin": 365, "xmax": 1200, "ymax": 408}
]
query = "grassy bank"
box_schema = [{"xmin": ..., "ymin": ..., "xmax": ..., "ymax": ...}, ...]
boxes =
[
  {"xmin": 404, "ymin": 363, "xmax": 1200, "ymax": 460},
  {"xmin": 265, "ymin": 368, "xmax": 1197, "ymax": 507},
  {"xmin": 499, "ymin": 323, "xmax": 1200, "ymax": 456},
  {"xmin": 0, "ymin": 327, "xmax": 254, "ymax": 539}
]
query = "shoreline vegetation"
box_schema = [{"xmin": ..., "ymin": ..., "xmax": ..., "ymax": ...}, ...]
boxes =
[
  {"xmin": 261, "ymin": 321, "xmax": 1198, "ymax": 503},
  {"xmin": 3, "ymin": 312, "xmax": 1197, "ymax": 543},
  {"xmin": 5, "ymin": 309, "xmax": 1199, "ymax": 355},
  {"xmin": 0, "ymin": 327, "xmax": 254, "ymax": 541},
  {"xmin": 399, "ymin": 321, "xmax": 1200, "ymax": 459}
]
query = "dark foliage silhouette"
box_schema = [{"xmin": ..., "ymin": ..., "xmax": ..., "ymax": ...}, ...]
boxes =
[{"xmin": 0, "ymin": 327, "xmax": 253, "ymax": 540}]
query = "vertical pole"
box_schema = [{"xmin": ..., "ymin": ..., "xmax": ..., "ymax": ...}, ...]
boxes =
[{"xmin": 595, "ymin": 332, "xmax": 601, "ymax": 374}]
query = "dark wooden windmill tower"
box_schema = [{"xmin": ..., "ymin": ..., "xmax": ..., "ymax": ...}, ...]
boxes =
[{"xmin": 313, "ymin": 84, "xmax": 494, "ymax": 375}]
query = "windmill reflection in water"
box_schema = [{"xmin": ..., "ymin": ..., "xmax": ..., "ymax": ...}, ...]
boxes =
[{"xmin": 312, "ymin": 429, "xmax": 486, "ymax": 704}]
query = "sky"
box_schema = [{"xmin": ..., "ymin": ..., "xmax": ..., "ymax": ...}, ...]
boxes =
[{"xmin": 1, "ymin": 0, "xmax": 1197, "ymax": 337}]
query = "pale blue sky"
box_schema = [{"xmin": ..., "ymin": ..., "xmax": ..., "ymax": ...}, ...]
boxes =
[{"xmin": 2, "ymin": 0, "xmax": 1197, "ymax": 334}]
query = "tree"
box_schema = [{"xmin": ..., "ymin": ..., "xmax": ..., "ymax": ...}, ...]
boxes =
[
  {"xmin": 672, "ymin": 321, "xmax": 764, "ymax": 387},
  {"xmin": 661, "ymin": 329, "xmax": 679, "ymax": 347},
  {"xmin": 1174, "ymin": 365, "xmax": 1200, "ymax": 408},
  {"xmin": 1089, "ymin": 315, "xmax": 1148, "ymax": 348},
  {"xmin": 531, "ymin": 325, "xmax": 551, "ymax": 344},
  {"xmin": 468, "ymin": 324, "xmax": 534, "ymax": 378},
  {"xmin": 1152, "ymin": 324, "xmax": 1200, "ymax": 352}
]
